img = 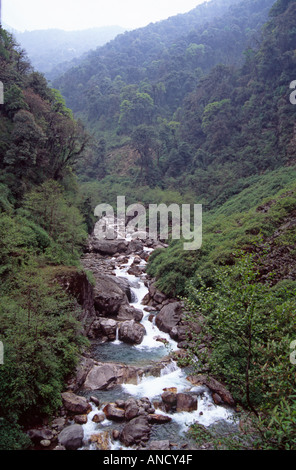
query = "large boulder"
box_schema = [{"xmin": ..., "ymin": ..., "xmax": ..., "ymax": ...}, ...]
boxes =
[
  {"xmin": 83, "ymin": 362, "xmax": 142, "ymax": 390},
  {"xmin": 161, "ymin": 390, "xmax": 177, "ymax": 412},
  {"xmin": 118, "ymin": 320, "xmax": 146, "ymax": 345},
  {"xmin": 155, "ymin": 302, "xmax": 183, "ymax": 335},
  {"xmin": 99, "ymin": 318, "xmax": 118, "ymax": 341},
  {"xmin": 83, "ymin": 364, "xmax": 118, "ymax": 390},
  {"xmin": 176, "ymin": 393, "xmax": 198, "ymax": 412},
  {"xmin": 93, "ymin": 273, "xmax": 128, "ymax": 316},
  {"xmin": 120, "ymin": 416, "xmax": 151, "ymax": 447},
  {"xmin": 61, "ymin": 392, "xmax": 91, "ymax": 414},
  {"xmin": 90, "ymin": 238, "xmax": 128, "ymax": 255},
  {"xmin": 117, "ymin": 305, "xmax": 143, "ymax": 322},
  {"xmin": 58, "ymin": 424, "xmax": 84, "ymax": 450}
]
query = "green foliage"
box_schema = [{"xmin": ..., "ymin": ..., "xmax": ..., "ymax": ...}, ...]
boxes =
[
  {"xmin": 23, "ymin": 180, "xmax": 87, "ymax": 263},
  {"xmin": 0, "ymin": 267, "xmax": 87, "ymax": 422},
  {"xmin": 0, "ymin": 27, "xmax": 91, "ymax": 450},
  {"xmin": 184, "ymin": 253, "xmax": 296, "ymax": 413}
]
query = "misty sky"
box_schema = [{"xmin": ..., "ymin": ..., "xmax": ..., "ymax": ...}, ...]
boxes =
[{"xmin": 3, "ymin": 0, "xmax": 209, "ymax": 32}]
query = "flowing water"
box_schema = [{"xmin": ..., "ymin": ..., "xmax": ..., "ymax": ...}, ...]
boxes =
[{"xmin": 79, "ymin": 240, "xmax": 236, "ymax": 450}]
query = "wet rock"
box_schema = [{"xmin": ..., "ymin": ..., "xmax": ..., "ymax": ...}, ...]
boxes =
[
  {"xmin": 117, "ymin": 304, "xmax": 143, "ymax": 322},
  {"xmin": 112, "ymin": 430, "xmax": 120, "ymax": 440},
  {"xmin": 118, "ymin": 320, "xmax": 146, "ymax": 345},
  {"xmin": 103, "ymin": 403, "xmax": 126, "ymax": 421},
  {"xmin": 187, "ymin": 375, "xmax": 235, "ymax": 407},
  {"xmin": 148, "ymin": 414, "xmax": 172, "ymax": 424},
  {"xmin": 155, "ymin": 302, "xmax": 183, "ymax": 335},
  {"xmin": 153, "ymin": 291, "xmax": 167, "ymax": 304},
  {"xmin": 92, "ymin": 413, "xmax": 105, "ymax": 423},
  {"xmin": 61, "ymin": 392, "xmax": 91, "ymax": 415},
  {"xmin": 58, "ymin": 424, "xmax": 84, "ymax": 450},
  {"xmin": 149, "ymin": 440, "xmax": 171, "ymax": 450},
  {"xmin": 161, "ymin": 391, "xmax": 177, "ymax": 412},
  {"xmin": 90, "ymin": 396, "xmax": 100, "ymax": 407},
  {"xmin": 176, "ymin": 393, "xmax": 198, "ymax": 412},
  {"xmin": 127, "ymin": 263, "xmax": 145, "ymax": 276},
  {"xmin": 120, "ymin": 416, "xmax": 151, "ymax": 447},
  {"xmin": 74, "ymin": 414, "xmax": 88, "ymax": 425},
  {"xmin": 115, "ymin": 399, "xmax": 126, "ymax": 409},
  {"xmin": 113, "ymin": 276, "xmax": 133, "ymax": 301},
  {"xmin": 126, "ymin": 240, "xmax": 144, "ymax": 254},
  {"xmin": 125, "ymin": 399, "xmax": 140, "ymax": 421}
]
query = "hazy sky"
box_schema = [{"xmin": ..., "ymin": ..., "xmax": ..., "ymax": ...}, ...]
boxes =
[{"xmin": 3, "ymin": 0, "xmax": 209, "ymax": 32}]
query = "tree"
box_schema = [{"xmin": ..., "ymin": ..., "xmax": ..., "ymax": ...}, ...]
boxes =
[{"xmin": 131, "ymin": 125, "xmax": 157, "ymax": 183}]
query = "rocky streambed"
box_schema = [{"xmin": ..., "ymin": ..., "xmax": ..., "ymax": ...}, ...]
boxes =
[{"xmin": 27, "ymin": 230, "xmax": 237, "ymax": 451}]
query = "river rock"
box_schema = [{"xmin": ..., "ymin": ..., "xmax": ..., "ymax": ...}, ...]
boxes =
[
  {"xmin": 83, "ymin": 364, "xmax": 118, "ymax": 390},
  {"xmin": 83, "ymin": 362, "xmax": 142, "ymax": 390},
  {"xmin": 93, "ymin": 273, "xmax": 128, "ymax": 315},
  {"xmin": 118, "ymin": 320, "xmax": 146, "ymax": 345},
  {"xmin": 117, "ymin": 304, "xmax": 143, "ymax": 322},
  {"xmin": 103, "ymin": 403, "xmax": 126, "ymax": 421},
  {"xmin": 149, "ymin": 440, "xmax": 171, "ymax": 450},
  {"xmin": 90, "ymin": 238, "xmax": 128, "ymax": 255},
  {"xmin": 176, "ymin": 393, "xmax": 198, "ymax": 412},
  {"xmin": 113, "ymin": 276, "xmax": 133, "ymax": 301},
  {"xmin": 120, "ymin": 416, "xmax": 151, "ymax": 447},
  {"xmin": 161, "ymin": 391, "xmax": 177, "ymax": 412},
  {"xmin": 127, "ymin": 263, "xmax": 144, "ymax": 276},
  {"xmin": 125, "ymin": 399, "xmax": 140, "ymax": 421},
  {"xmin": 74, "ymin": 414, "xmax": 88, "ymax": 425},
  {"xmin": 61, "ymin": 392, "xmax": 91, "ymax": 414},
  {"xmin": 186, "ymin": 375, "xmax": 235, "ymax": 407},
  {"xmin": 155, "ymin": 302, "xmax": 182, "ymax": 335},
  {"xmin": 58, "ymin": 424, "xmax": 84, "ymax": 450},
  {"xmin": 92, "ymin": 413, "xmax": 105, "ymax": 423},
  {"xmin": 99, "ymin": 318, "xmax": 118, "ymax": 341},
  {"xmin": 148, "ymin": 414, "xmax": 172, "ymax": 424}
]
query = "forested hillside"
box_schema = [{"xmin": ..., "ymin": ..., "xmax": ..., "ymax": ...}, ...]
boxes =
[
  {"xmin": 12, "ymin": 26, "xmax": 126, "ymax": 80},
  {"xmin": 55, "ymin": 0, "xmax": 274, "ymax": 143},
  {"xmin": 0, "ymin": 27, "xmax": 91, "ymax": 449}
]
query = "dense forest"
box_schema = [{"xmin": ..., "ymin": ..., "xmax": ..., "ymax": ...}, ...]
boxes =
[
  {"xmin": 0, "ymin": 26, "xmax": 92, "ymax": 449},
  {"xmin": 0, "ymin": 0, "xmax": 296, "ymax": 451}
]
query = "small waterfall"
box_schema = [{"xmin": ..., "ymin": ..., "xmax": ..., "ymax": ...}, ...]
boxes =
[{"xmin": 113, "ymin": 325, "xmax": 121, "ymax": 345}]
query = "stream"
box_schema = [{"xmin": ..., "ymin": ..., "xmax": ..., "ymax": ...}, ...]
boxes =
[{"xmin": 78, "ymin": 237, "xmax": 236, "ymax": 450}]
